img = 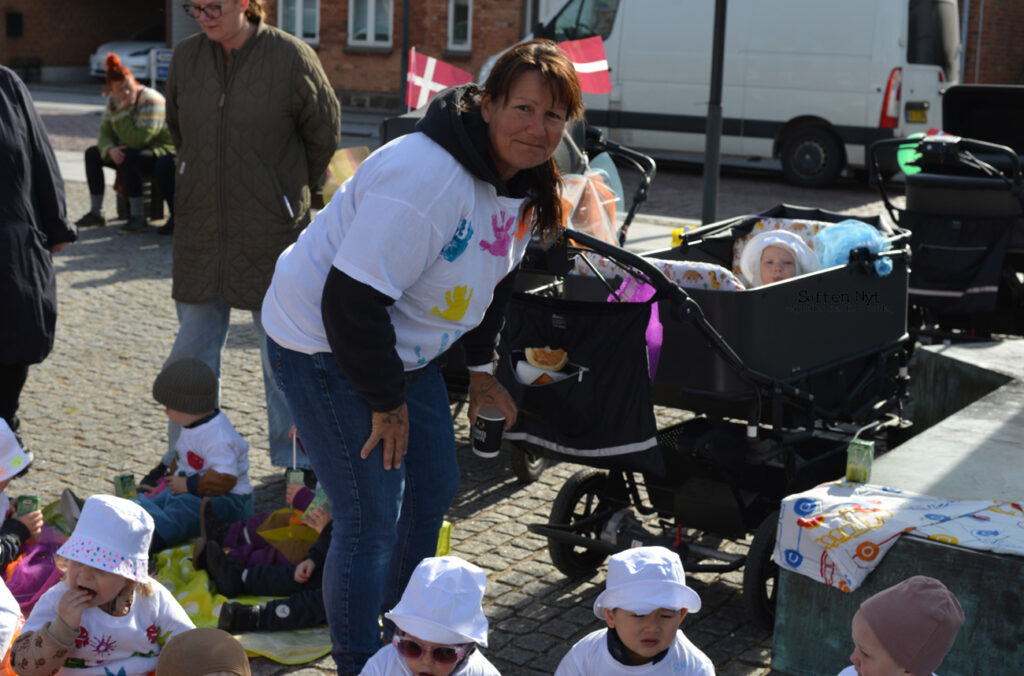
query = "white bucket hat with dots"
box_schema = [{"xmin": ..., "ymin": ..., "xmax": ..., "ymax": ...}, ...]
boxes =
[
  {"xmin": 0, "ymin": 418, "xmax": 30, "ymax": 482},
  {"xmin": 56, "ymin": 494, "xmax": 154, "ymax": 582}
]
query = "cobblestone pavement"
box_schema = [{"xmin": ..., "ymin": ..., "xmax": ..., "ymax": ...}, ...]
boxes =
[{"xmin": 23, "ymin": 95, "xmax": 901, "ymax": 675}]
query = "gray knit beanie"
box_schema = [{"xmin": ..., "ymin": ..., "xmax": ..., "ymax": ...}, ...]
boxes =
[{"xmin": 152, "ymin": 358, "xmax": 218, "ymax": 415}]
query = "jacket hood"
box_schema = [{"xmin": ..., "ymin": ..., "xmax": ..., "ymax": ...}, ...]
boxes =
[{"xmin": 416, "ymin": 85, "xmax": 532, "ymax": 198}]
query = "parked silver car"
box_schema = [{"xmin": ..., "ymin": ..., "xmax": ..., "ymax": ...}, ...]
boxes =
[{"xmin": 89, "ymin": 25, "xmax": 166, "ymax": 81}]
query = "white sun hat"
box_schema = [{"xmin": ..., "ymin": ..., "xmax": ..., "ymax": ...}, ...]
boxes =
[
  {"xmin": 0, "ymin": 419, "xmax": 31, "ymax": 482},
  {"xmin": 739, "ymin": 229, "xmax": 821, "ymax": 287},
  {"xmin": 385, "ymin": 556, "xmax": 489, "ymax": 647},
  {"xmin": 593, "ymin": 546, "xmax": 702, "ymax": 619},
  {"xmin": 56, "ymin": 495, "xmax": 154, "ymax": 582}
]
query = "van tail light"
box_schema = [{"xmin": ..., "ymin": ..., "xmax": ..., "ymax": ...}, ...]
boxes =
[
  {"xmin": 879, "ymin": 67, "xmax": 902, "ymax": 129},
  {"xmin": 938, "ymin": 69, "xmax": 945, "ymax": 83}
]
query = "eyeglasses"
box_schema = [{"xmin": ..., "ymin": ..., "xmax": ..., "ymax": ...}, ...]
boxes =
[
  {"xmin": 392, "ymin": 634, "xmax": 469, "ymax": 665},
  {"xmin": 183, "ymin": 2, "xmax": 223, "ymax": 19}
]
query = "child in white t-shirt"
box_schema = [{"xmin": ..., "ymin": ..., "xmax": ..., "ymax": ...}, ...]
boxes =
[
  {"xmin": 838, "ymin": 575, "xmax": 964, "ymax": 676},
  {"xmin": 11, "ymin": 495, "xmax": 194, "ymax": 675},
  {"xmin": 359, "ymin": 556, "xmax": 500, "ymax": 676},
  {"xmin": 555, "ymin": 546, "xmax": 714, "ymax": 675},
  {"xmin": 135, "ymin": 358, "xmax": 254, "ymax": 552}
]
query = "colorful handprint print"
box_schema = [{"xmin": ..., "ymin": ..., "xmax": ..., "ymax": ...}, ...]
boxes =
[
  {"xmin": 430, "ymin": 285, "xmax": 474, "ymax": 322},
  {"xmin": 440, "ymin": 218, "xmax": 474, "ymax": 262},
  {"xmin": 479, "ymin": 210, "xmax": 516, "ymax": 256}
]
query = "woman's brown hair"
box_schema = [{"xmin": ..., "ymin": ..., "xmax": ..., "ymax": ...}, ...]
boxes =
[{"xmin": 480, "ymin": 39, "xmax": 584, "ymax": 241}]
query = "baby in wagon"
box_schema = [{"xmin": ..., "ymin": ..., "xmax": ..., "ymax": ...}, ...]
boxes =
[{"xmin": 739, "ymin": 230, "xmax": 820, "ymax": 287}]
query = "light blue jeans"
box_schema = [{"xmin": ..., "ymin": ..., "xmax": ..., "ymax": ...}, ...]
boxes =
[
  {"xmin": 135, "ymin": 490, "xmax": 253, "ymax": 547},
  {"xmin": 162, "ymin": 297, "xmax": 302, "ymax": 469},
  {"xmin": 267, "ymin": 337, "xmax": 460, "ymax": 674}
]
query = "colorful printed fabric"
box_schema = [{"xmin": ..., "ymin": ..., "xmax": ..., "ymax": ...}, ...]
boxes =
[
  {"xmin": 573, "ymin": 252, "xmax": 745, "ymax": 291},
  {"xmin": 775, "ymin": 481, "xmax": 1024, "ymax": 592}
]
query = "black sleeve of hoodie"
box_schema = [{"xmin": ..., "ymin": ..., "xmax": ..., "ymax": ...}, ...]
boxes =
[
  {"xmin": 306, "ymin": 520, "xmax": 333, "ymax": 571},
  {"xmin": 0, "ymin": 518, "xmax": 30, "ymax": 567},
  {"xmin": 321, "ymin": 267, "xmax": 406, "ymax": 412},
  {"xmin": 460, "ymin": 269, "xmax": 518, "ymax": 367}
]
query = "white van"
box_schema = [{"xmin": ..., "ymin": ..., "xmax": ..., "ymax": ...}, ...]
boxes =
[{"xmin": 497, "ymin": 0, "xmax": 960, "ymax": 186}]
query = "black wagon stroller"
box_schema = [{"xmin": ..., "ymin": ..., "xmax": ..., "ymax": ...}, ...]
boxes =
[
  {"xmin": 869, "ymin": 84, "xmax": 1024, "ymax": 340},
  {"xmin": 496, "ymin": 204, "xmax": 912, "ymax": 625}
]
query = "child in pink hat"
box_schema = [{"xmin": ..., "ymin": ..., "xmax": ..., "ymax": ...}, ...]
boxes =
[
  {"xmin": 839, "ymin": 575, "xmax": 964, "ymax": 676},
  {"xmin": 556, "ymin": 546, "xmax": 713, "ymax": 675},
  {"xmin": 11, "ymin": 495, "xmax": 194, "ymax": 675}
]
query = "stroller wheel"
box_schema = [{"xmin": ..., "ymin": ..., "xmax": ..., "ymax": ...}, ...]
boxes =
[
  {"xmin": 507, "ymin": 442, "xmax": 548, "ymax": 483},
  {"xmin": 743, "ymin": 509, "xmax": 780, "ymax": 628},
  {"xmin": 547, "ymin": 468, "xmax": 612, "ymax": 577}
]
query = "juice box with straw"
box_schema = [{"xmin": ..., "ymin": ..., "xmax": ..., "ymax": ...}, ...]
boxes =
[
  {"xmin": 113, "ymin": 473, "xmax": 137, "ymax": 498},
  {"xmin": 845, "ymin": 438, "xmax": 874, "ymax": 483},
  {"xmin": 302, "ymin": 488, "xmax": 330, "ymax": 521},
  {"xmin": 16, "ymin": 494, "xmax": 39, "ymax": 516}
]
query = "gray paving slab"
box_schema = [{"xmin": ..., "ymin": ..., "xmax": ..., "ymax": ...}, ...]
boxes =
[{"xmin": 20, "ymin": 83, "xmax": 910, "ymax": 675}]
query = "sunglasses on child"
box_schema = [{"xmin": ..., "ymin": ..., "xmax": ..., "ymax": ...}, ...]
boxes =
[{"xmin": 392, "ymin": 634, "xmax": 469, "ymax": 665}]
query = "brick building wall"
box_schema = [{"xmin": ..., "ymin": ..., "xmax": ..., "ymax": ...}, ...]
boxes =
[
  {"xmin": 959, "ymin": 0, "xmax": 1024, "ymax": 84},
  {"xmin": 1, "ymin": 0, "xmax": 165, "ymax": 71},
  {"xmin": 265, "ymin": 0, "xmax": 525, "ymax": 108}
]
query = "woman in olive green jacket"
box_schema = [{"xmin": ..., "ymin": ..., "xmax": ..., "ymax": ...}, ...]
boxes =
[{"xmin": 156, "ymin": 0, "xmax": 341, "ymax": 475}]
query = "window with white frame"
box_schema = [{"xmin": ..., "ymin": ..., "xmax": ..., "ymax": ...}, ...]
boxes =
[
  {"xmin": 448, "ymin": 0, "xmax": 471, "ymax": 51},
  {"xmin": 279, "ymin": 0, "xmax": 320, "ymax": 45},
  {"xmin": 349, "ymin": 0, "xmax": 393, "ymax": 47}
]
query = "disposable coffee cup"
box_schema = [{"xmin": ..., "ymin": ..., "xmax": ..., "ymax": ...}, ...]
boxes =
[{"xmin": 472, "ymin": 406, "xmax": 505, "ymax": 458}]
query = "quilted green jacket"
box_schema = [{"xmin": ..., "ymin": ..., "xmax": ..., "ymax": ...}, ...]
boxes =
[{"xmin": 166, "ymin": 19, "xmax": 340, "ymax": 310}]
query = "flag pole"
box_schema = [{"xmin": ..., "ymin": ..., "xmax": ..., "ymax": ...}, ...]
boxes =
[
  {"xmin": 407, "ymin": 47, "xmax": 415, "ymax": 112},
  {"xmin": 400, "ymin": 0, "xmax": 411, "ymax": 112}
]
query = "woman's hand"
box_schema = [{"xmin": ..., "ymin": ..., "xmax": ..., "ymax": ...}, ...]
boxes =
[
  {"xmin": 109, "ymin": 145, "xmax": 126, "ymax": 165},
  {"xmin": 468, "ymin": 371, "xmax": 517, "ymax": 429},
  {"xmin": 15, "ymin": 510, "xmax": 43, "ymax": 538},
  {"xmin": 57, "ymin": 587, "xmax": 93, "ymax": 629},
  {"xmin": 50, "ymin": 242, "xmax": 69, "ymax": 254},
  {"xmin": 361, "ymin": 403, "xmax": 409, "ymax": 470}
]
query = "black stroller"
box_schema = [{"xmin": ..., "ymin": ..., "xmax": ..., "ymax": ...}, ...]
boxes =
[
  {"xmin": 869, "ymin": 84, "xmax": 1024, "ymax": 340},
  {"xmin": 497, "ymin": 204, "xmax": 912, "ymax": 626}
]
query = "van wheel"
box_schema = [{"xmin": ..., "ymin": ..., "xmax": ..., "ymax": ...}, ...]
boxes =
[{"xmin": 781, "ymin": 126, "xmax": 843, "ymax": 187}]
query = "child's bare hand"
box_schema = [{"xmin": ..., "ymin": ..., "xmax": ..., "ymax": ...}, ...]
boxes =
[
  {"xmin": 169, "ymin": 475, "xmax": 188, "ymax": 494},
  {"xmin": 302, "ymin": 507, "xmax": 331, "ymax": 533},
  {"xmin": 285, "ymin": 483, "xmax": 302, "ymax": 506},
  {"xmin": 58, "ymin": 587, "xmax": 93, "ymax": 628},
  {"xmin": 294, "ymin": 559, "xmax": 316, "ymax": 583},
  {"xmin": 15, "ymin": 510, "xmax": 43, "ymax": 537}
]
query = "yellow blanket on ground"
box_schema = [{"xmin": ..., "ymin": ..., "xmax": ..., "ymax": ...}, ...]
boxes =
[{"xmin": 153, "ymin": 520, "xmax": 453, "ymax": 664}]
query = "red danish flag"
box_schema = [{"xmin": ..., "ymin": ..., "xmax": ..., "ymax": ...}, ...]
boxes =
[
  {"xmin": 406, "ymin": 48, "xmax": 474, "ymax": 109},
  {"xmin": 557, "ymin": 36, "xmax": 612, "ymax": 94}
]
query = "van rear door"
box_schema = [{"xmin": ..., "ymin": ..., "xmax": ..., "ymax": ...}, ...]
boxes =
[{"xmin": 900, "ymin": 0, "xmax": 960, "ymax": 135}]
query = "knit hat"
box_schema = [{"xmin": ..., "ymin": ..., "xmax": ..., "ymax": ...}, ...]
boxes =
[
  {"xmin": 156, "ymin": 628, "xmax": 251, "ymax": 676},
  {"xmin": 739, "ymin": 229, "xmax": 820, "ymax": 287},
  {"xmin": 0, "ymin": 419, "xmax": 31, "ymax": 482},
  {"xmin": 859, "ymin": 576, "xmax": 964, "ymax": 676},
  {"xmin": 153, "ymin": 358, "xmax": 218, "ymax": 415},
  {"xmin": 385, "ymin": 556, "xmax": 490, "ymax": 647},
  {"xmin": 56, "ymin": 495, "xmax": 153, "ymax": 582},
  {"xmin": 593, "ymin": 546, "xmax": 701, "ymax": 619}
]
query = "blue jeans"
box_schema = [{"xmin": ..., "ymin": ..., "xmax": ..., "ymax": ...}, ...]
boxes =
[
  {"xmin": 135, "ymin": 490, "xmax": 253, "ymax": 546},
  {"xmin": 267, "ymin": 337, "xmax": 460, "ymax": 674},
  {"xmin": 162, "ymin": 297, "xmax": 301, "ymax": 468}
]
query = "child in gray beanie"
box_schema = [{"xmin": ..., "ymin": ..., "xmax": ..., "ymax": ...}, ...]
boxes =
[
  {"xmin": 839, "ymin": 575, "xmax": 964, "ymax": 676},
  {"xmin": 134, "ymin": 358, "xmax": 254, "ymax": 552}
]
